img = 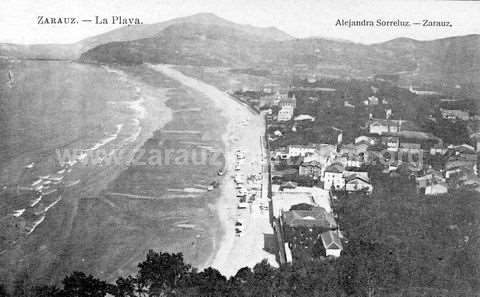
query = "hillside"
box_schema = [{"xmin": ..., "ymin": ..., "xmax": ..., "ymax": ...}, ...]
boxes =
[
  {"xmin": 0, "ymin": 13, "xmax": 292, "ymax": 60},
  {"xmin": 77, "ymin": 12, "xmax": 292, "ymax": 52},
  {"xmin": 80, "ymin": 20, "xmax": 480, "ymax": 91}
]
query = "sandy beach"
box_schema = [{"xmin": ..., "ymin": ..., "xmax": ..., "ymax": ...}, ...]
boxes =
[{"xmin": 149, "ymin": 64, "xmax": 277, "ymax": 276}]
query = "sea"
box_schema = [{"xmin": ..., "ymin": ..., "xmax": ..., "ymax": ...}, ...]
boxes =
[{"xmin": 0, "ymin": 59, "xmax": 226, "ymax": 286}]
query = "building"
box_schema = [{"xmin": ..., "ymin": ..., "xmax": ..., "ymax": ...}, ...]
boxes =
[
  {"xmin": 323, "ymin": 163, "xmax": 345, "ymax": 190},
  {"xmin": 320, "ymin": 230, "xmax": 343, "ymax": 257},
  {"xmin": 440, "ymin": 108, "xmax": 470, "ymax": 121},
  {"xmin": 384, "ymin": 136, "xmax": 400, "ymax": 151},
  {"xmin": 425, "ymin": 182, "xmax": 448, "ymax": 195},
  {"xmin": 299, "ymin": 161, "xmax": 322, "ymax": 178},
  {"xmin": 288, "ymin": 144, "xmax": 318, "ymax": 157},
  {"xmin": 416, "ymin": 168, "xmax": 445, "ymax": 189},
  {"xmin": 279, "ymin": 95, "xmax": 296, "ymax": 109},
  {"xmin": 345, "ymin": 175, "xmax": 373, "ymax": 193},
  {"xmin": 369, "ymin": 119, "xmax": 401, "ymax": 134},
  {"xmin": 430, "ymin": 143, "xmax": 447, "ymax": 155},
  {"xmin": 279, "ymin": 206, "xmax": 338, "ymax": 262},
  {"xmin": 278, "ymin": 105, "xmax": 294, "ymax": 121},
  {"xmin": 271, "ymin": 191, "xmax": 316, "ymax": 219},
  {"xmin": 281, "ymin": 207, "xmax": 336, "ymax": 230}
]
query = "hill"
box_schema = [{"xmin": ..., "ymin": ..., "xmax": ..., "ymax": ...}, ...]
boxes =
[
  {"xmin": 0, "ymin": 13, "xmax": 292, "ymax": 60},
  {"xmin": 80, "ymin": 20, "xmax": 480, "ymax": 91}
]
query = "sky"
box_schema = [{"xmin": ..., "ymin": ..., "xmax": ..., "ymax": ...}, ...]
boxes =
[{"xmin": 0, "ymin": 0, "xmax": 479, "ymax": 44}]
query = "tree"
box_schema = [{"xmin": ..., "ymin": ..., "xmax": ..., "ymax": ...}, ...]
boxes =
[
  {"xmin": 195, "ymin": 267, "xmax": 227, "ymax": 297},
  {"xmin": 113, "ymin": 276, "xmax": 136, "ymax": 297},
  {"xmin": 136, "ymin": 250, "xmax": 192, "ymax": 295},
  {"xmin": 62, "ymin": 271, "xmax": 113, "ymax": 297}
]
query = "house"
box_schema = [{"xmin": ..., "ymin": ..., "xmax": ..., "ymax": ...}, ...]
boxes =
[
  {"xmin": 279, "ymin": 206, "xmax": 338, "ymax": 262},
  {"xmin": 323, "ymin": 163, "xmax": 345, "ymax": 190},
  {"xmin": 288, "ymin": 144, "xmax": 317, "ymax": 157},
  {"xmin": 369, "ymin": 119, "xmax": 401, "ymax": 134},
  {"xmin": 271, "ymin": 147, "xmax": 289, "ymax": 159},
  {"xmin": 280, "ymin": 181, "xmax": 298, "ymax": 190},
  {"xmin": 416, "ymin": 168, "xmax": 445, "ymax": 189},
  {"xmin": 279, "ymin": 95, "xmax": 296, "ymax": 109},
  {"xmin": 446, "ymin": 150, "xmax": 477, "ymax": 174},
  {"xmin": 299, "ymin": 161, "xmax": 322, "ymax": 178},
  {"xmin": 320, "ymin": 230, "xmax": 343, "ymax": 257},
  {"xmin": 281, "ymin": 207, "xmax": 336, "ymax": 230},
  {"xmin": 345, "ymin": 175, "xmax": 373, "ymax": 193},
  {"xmin": 425, "ymin": 182, "xmax": 448, "ymax": 195},
  {"xmin": 440, "ymin": 108, "xmax": 470, "ymax": 121},
  {"xmin": 384, "ymin": 136, "xmax": 400, "ymax": 151},
  {"xmin": 278, "ymin": 105, "xmax": 294, "ymax": 121},
  {"xmin": 271, "ymin": 191, "xmax": 316, "ymax": 219},
  {"xmin": 430, "ymin": 143, "xmax": 447, "ymax": 155},
  {"xmin": 397, "ymin": 143, "xmax": 423, "ymax": 166}
]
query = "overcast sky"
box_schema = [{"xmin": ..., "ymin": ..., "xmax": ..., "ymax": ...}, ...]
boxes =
[{"xmin": 1, "ymin": 0, "xmax": 479, "ymax": 44}]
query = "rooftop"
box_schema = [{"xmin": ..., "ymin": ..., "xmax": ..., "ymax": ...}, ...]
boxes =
[
  {"xmin": 282, "ymin": 207, "xmax": 336, "ymax": 229},
  {"xmin": 320, "ymin": 230, "xmax": 343, "ymax": 250}
]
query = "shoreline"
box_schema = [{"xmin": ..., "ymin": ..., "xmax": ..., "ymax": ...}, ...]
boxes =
[{"xmin": 149, "ymin": 64, "xmax": 276, "ymax": 276}]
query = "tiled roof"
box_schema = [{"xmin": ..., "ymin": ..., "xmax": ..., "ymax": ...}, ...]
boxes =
[
  {"xmin": 283, "ymin": 207, "xmax": 336, "ymax": 228},
  {"xmin": 321, "ymin": 231, "xmax": 343, "ymax": 250}
]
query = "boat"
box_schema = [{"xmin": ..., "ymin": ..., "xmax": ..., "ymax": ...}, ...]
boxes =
[
  {"xmin": 217, "ymin": 169, "xmax": 225, "ymax": 176},
  {"xmin": 25, "ymin": 162, "xmax": 34, "ymax": 169}
]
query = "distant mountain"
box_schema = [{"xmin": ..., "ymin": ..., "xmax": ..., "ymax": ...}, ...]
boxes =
[
  {"xmin": 1, "ymin": 13, "xmax": 479, "ymax": 93},
  {"xmin": 80, "ymin": 28, "xmax": 480, "ymax": 93},
  {"xmin": 0, "ymin": 13, "xmax": 292, "ymax": 60},
  {"xmin": 77, "ymin": 12, "xmax": 292, "ymax": 51},
  {"xmin": 0, "ymin": 43, "xmax": 80, "ymax": 60}
]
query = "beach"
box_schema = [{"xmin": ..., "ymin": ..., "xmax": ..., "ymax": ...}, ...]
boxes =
[{"xmin": 149, "ymin": 64, "xmax": 277, "ymax": 276}]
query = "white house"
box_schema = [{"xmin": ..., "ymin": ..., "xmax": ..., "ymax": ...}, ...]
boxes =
[
  {"xmin": 425, "ymin": 182, "xmax": 448, "ymax": 195},
  {"xmin": 320, "ymin": 230, "xmax": 343, "ymax": 257},
  {"xmin": 288, "ymin": 145, "xmax": 317, "ymax": 157},
  {"xmin": 278, "ymin": 105, "xmax": 294, "ymax": 121},
  {"xmin": 345, "ymin": 175, "xmax": 373, "ymax": 193},
  {"xmin": 369, "ymin": 119, "xmax": 400, "ymax": 134},
  {"xmin": 323, "ymin": 163, "xmax": 345, "ymax": 190}
]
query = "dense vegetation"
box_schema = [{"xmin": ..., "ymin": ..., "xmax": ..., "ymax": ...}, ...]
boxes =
[{"xmin": 268, "ymin": 77, "xmax": 476, "ymax": 149}]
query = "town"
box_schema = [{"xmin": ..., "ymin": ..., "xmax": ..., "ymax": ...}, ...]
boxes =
[{"xmin": 230, "ymin": 75, "xmax": 479, "ymax": 270}]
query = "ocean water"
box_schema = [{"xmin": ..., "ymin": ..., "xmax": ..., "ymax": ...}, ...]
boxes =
[{"xmin": 0, "ymin": 61, "xmax": 226, "ymax": 286}]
